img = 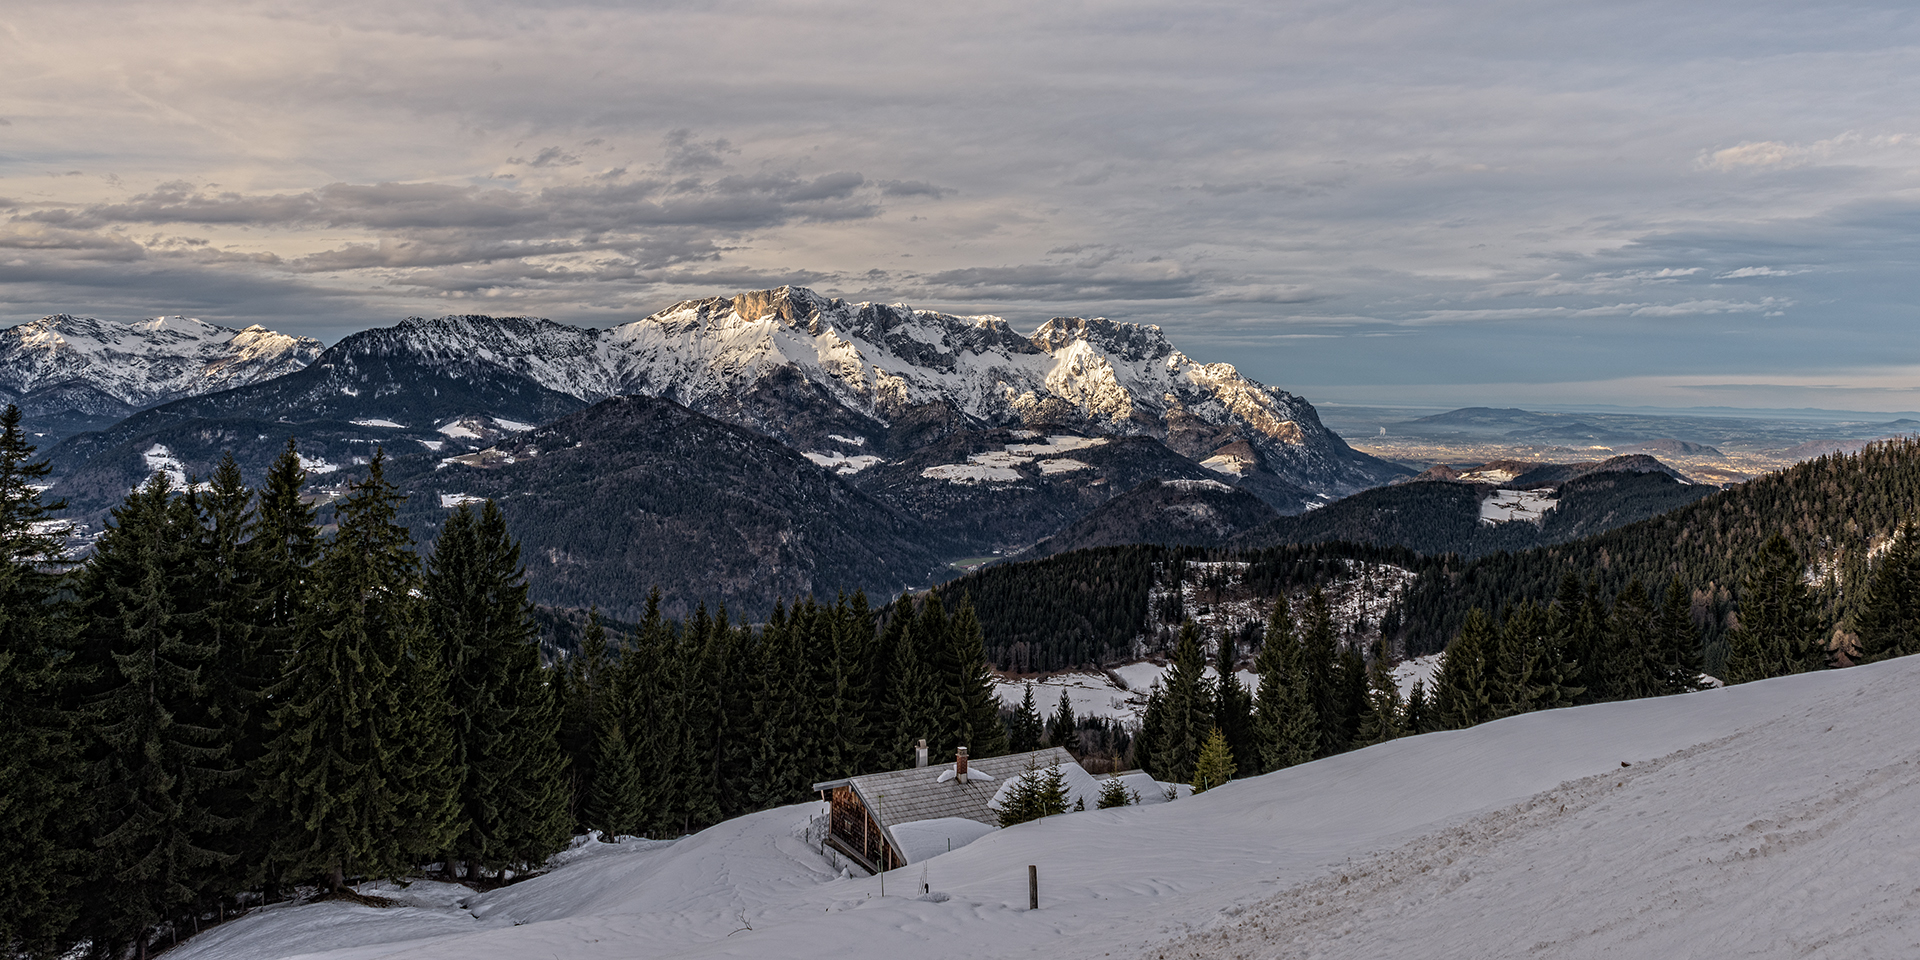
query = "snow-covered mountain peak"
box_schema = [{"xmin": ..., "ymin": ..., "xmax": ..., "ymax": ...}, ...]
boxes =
[{"xmin": 0, "ymin": 314, "xmax": 322, "ymax": 413}]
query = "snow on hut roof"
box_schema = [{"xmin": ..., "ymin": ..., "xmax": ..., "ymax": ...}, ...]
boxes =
[{"xmin": 815, "ymin": 747, "xmax": 1081, "ymax": 864}]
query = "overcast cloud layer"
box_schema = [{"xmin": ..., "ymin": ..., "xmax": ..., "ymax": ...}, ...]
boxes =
[{"xmin": 5, "ymin": 0, "xmax": 1920, "ymax": 410}]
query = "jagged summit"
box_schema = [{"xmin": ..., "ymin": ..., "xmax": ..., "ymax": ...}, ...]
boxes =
[
  {"xmin": 0, "ymin": 314, "xmax": 321, "ymax": 436},
  {"xmin": 593, "ymin": 286, "xmax": 1401, "ymax": 494}
]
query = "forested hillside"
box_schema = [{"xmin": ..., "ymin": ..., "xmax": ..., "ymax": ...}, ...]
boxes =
[
  {"xmin": 1390, "ymin": 440, "xmax": 1920, "ymax": 659},
  {"xmin": 951, "ymin": 541, "xmax": 1426, "ymax": 672},
  {"xmin": 1229, "ymin": 471, "xmax": 1713, "ymax": 558}
]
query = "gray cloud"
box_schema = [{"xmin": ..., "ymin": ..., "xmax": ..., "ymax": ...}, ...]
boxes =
[{"xmin": 3, "ymin": 0, "xmax": 1920, "ymax": 410}]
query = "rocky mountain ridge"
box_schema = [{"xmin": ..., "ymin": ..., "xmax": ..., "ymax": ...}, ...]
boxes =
[{"xmin": 0, "ymin": 314, "xmax": 321, "ymax": 438}]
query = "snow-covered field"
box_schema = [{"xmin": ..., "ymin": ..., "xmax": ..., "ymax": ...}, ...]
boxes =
[
  {"xmin": 1479, "ymin": 487, "xmax": 1555, "ymax": 524},
  {"xmin": 802, "ymin": 451, "xmax": 885, "ymax": 475},
  {"xmin": 920, "ymin": 435, "xmax": 1110, "ymax": 484},
  {"xmin": 169, "ymin": 657, "xmax": 1920, "ymax": 960}
]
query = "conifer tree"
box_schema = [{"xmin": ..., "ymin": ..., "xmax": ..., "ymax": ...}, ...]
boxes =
[
  {"xmin": 1212, "ymin": 633, "xmax": 1254, "ymax": 769},
  {"xmin": 818, "ymin": 593, "xmax": 874, "ymax": 780},
  {"xmin": 994, "ymin": 760, "xmax": 1040, "ymax": 827},
  {"xmin": 749, "ymin": 602, "xmax": 807, "ymax": 809},
  {"xmin": 1512, "ymin": 600, "xmax": 1581, "ymax": 711},
  {"xmin": 886, "ymin": 617, "xmax": 944, "ymax": 768},
  {"xmin": 1134, "ymin": 683, "xmax": 1165, "ymax": 778},
  {"xmin": 616, "ymin": 589, "xmax": 675, "ymax": 836},
  {"xmin": 1352, "ymin": 641, "xmax": 1405, "ymax": 747},
  {"xmin": 1152, "ymin": 622, "xmax": 1213, "ymax": 782},
  {"xmin": 945, "ymin": 595, "xmax": 1010, "ymax": 758},
  {"xmin": 0, "ymin": 405, "xmax": 79, "ymax": 958},
  {"xmin": 1332, "ymin": 643, "xmax": 1369, "ymax": 752},
  {"xmin": 240, "ymin": 440, "xmax": 317, "ymax": 898},
  {"xmin": 1299, "ymin": 589, "xmax": 1343, "ymax": 756},
  {"xmin": 1605, "ymin": 579, "xmax": 1664, "ymax": 700},
  {"xmin": 1095, "ymin": 776, "xmax": 1136, "ymax": 808},
  {"xmin": 1010, "ymin": 683, "xmax": 1044, "ymax": 753},
  {"xmin": 1251, "ymin": 596, "xmax": 1316, "ymax": 773},
  {"xmin": 1655, "ymin": 579, "xmax": 1706, "ymax": 693},
  {"xmin": 863, "ymin": 595, "xmax": 909, "ymax": 754},
  {"xmin": 262, "ymin": 451, "xmax": 430, "ymax": 889},
  {"xmin": 560, "ymin": 609, "xmax": 613, "ymax": 824},
  {"xmin": 194, "ymin": 454, "xmax": 268, "ymax": 901},
  {"xmin": 1433, "ymin": 608, "xmax": 1496, "ymax": 729},
  {"xmin": 1048, "ymin": 688, "xmax": 1080, "ymax": 754},
  {"xmin": 1190, "ymin": 727, "xmax": 1236, "ymax": 793},
  {"xmin": 1852, "ymin": 520, "xmax": 1920, "ymax": 664},
  {"xmin": 1724, "ymin": 533, "xmax": 1827, "ymax": 683},
  {"xmin": 678, "ymin": 606, "xmax": 729, "ymax": 829},
  {"xmin": 1403, "ymin": 679, "xmax": 1432, "ymax": 735},
  {"xmin": 583, "ymin": 718, "xmax": 643, "ymax": 838},
  {"xmin": 427, "ymin": 501, "xmax": 569, "ymax": 874},
  {"xmin": 73, "ymin": 474, "xmax": 236, "ymax": 953}
]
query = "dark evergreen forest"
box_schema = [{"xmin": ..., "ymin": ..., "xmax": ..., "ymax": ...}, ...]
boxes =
[{"xmin": 0, "ymin": 412, "xmax": 1011, "ymax": 960}]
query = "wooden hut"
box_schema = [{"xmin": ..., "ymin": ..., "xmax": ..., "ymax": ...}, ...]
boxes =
[{"xmin": 812, "ymin": 745, "xmax": 1080, "ymax": 874}]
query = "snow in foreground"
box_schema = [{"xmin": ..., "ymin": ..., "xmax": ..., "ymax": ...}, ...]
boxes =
[{"xmin": 172, "ymin": 657, "xmax": 1920, "ymax": 960}]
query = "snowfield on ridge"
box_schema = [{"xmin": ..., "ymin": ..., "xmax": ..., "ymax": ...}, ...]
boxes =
[{"xmin": 169, "ymin": 655, "xmax": 1920, "ymax": 960}]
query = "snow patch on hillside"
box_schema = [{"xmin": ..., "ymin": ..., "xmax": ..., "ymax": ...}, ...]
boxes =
[
  {"xmin": 441, "ymin": 493, "xmax": 486, "ymax": 509},
  {"xmin": 1481, "ymin": 488, "xmax": 1555, "ymax": 524},
  {"xmin": 297, "ymin": 454, "xmax": 340, "ymax": 475},
  {"xmin": 142, "ymin": 444, "xmax": 190, "ymax": 489},
  {"xmin": 1163, "ymin": 478, "xmax": 1233, "ymax": 493},
  {"xmin": 351, "ymin": 418, "xmax": 405, "ymax": 428},
  {"xmin": 1392, "ymin": 652, "xmax": 1444, "ymax": 700},
  {"xmin": 803, "ymin": 451, "xmax": 885, "ymax": 475}
]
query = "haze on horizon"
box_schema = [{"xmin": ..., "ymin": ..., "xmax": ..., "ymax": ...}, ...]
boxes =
[{"xmin": 4, "ymin": 0, "xmax": 1920, "ymax": 413}]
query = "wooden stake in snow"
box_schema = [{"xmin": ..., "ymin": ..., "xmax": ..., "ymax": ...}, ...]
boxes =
[{"xmin": 1029, "ymin": 865, "xmax": 1039, "ymax": 910}]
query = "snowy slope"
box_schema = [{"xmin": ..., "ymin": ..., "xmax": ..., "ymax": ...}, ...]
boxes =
[
  {"xmin": 169, "ymin": 655, "xmax": 1920, "ymax": 960},
  {"xmin": 0, "ymin": 314, "xmax": 320, "ymax": 411}
]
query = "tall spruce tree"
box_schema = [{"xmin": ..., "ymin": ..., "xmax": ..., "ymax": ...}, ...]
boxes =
[
  {"xmin": 1724, "ymin": 533, "xmax": 1828, "ymax": 683},
  {"xmin": 1606, "ymin": 580, "xmax": 1666, "ymax": 700},
  {"xmin": 1852, "ymin": 520, "xmax": 1920, "ymax": 664},
  {"xmin": 945, "ymin": 595, "xmax": 1010, "ymax": 758},
  {"xmin": 1299, "ymin": 589, "xmax": 1344, "ymax": 757},
  {"xmin": 427, "ymin": 501, "xmax": 569, "ymax": 875},
  {"xmin": 1433, "ymin": 608, "xmax": 1496, "ymax": 730},
  {"xmin": 1351, "ymin": 640, "xmax": 1405, "ymax": 747},
  {"xmin": 1403, "ymin": 679, "xmax": 1432, "ymax": 735},
  {"xmin": 1152, "ymin": 622, "xmax": 1213, "ymax": 783},
  {"xmin": 240, "ymin": 440, "xmax": 318, "ymax": 898},
  {"xmin": 749, "ymin": 602, "xmax": 807, "ymax": 810},
  {"xmin": 0, "ymin": 405, "xmax": 79, "ymax": 958},
  {"xmin": 1655, "ymin": 579, "xmax": 1706, "ymax": 693},
  {"xmin": 193, "ymin": 454, "xmax": 266, "ymax": 901},
  {"xmin": 1212, "ymin": 633, "xmax": 1254, "ymax": 769},
  {"xmin": 1048, "ymin": 688, "xmax": 1080, "ymax": 754},
  {"xmin": 1251, "ymin": 595, "xmax": 1317, "ymax": 773},
  {"xmin": 262, "ymin": 451, "xmax": 432, "ymax": 889},
  {"xmin": 74, "ymin": 475, "xmax": 237, "ymax": 955},
  {"xmin": 885, "ymin": 616, "xmax": 944, "ymax": 768},
  {"xmin": 1010, "ymin": 684, "xmax": 1044, "ymax": 753}
]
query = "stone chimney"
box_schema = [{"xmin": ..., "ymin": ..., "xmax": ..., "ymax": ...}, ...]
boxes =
[
  {"xmin": 956, "ymin": 746, "xmax": 969, "ymax": 778},
  {"xmin": 915, "ymin": 738, "xmax": 929, "ymax": 768}
]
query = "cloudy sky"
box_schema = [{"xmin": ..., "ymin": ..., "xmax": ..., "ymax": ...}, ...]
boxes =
[{"xmin": 5, "ymin": 0, "xmax": 1920, "ymax": 411}]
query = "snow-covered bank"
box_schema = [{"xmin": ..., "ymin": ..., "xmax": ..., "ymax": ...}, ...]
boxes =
[{"xmin": 174, "ymin": 657, "xmax": 1920, "ymax": 960}]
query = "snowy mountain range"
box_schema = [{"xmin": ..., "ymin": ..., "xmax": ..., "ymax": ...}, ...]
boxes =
[
  {"xmin": 29, "ymin": 287, "xmax": 1409, "ymax": 609},
  {"xmin": 0, "ymin": 314, "xmax": 321, "ymax": 437},
  {"xmin": 281, "ymin": 287, "xmax": 1400, "ymax": 495}
]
